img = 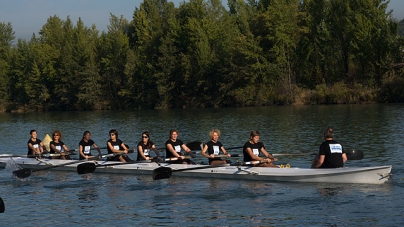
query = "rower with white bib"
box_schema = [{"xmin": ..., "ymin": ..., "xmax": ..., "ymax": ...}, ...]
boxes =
[
  {"xmin": 242, "ymin": 130, "xmax": 278, "ymax": 167},
  {"xmin": 137, "ymin": 131, "xmax": 160, "ymax": 161},
  {"xmin": 79, "ymin": 131, "xmax": 102, "ymax": 160},
  {"xmin": 201, "ymin": 129, "xmax": 231, "ymax": 165},
  {"xmin": 107, "ymin": 129, "xmax": 132, "ymax": 162},
  {"xmin": 165, "ymin": 129, "xmax": 196, "ymax": 164},
  {"xmin": 49, "ymin": 130, "xmax": 72, "ymax": 160},
  {"xmin": 311, "ymin": 127, "xmax": 347, "ymax": 168},
  {"xmin": 27, "ymin": 129, "xmax": 44, "ymax": 158}
]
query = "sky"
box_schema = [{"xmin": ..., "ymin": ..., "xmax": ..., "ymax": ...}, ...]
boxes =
[{"xmin": 1, "ymin": 0, "xmax": 404, "ymax": 41}]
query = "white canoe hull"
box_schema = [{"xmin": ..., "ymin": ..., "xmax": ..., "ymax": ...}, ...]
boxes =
[{"xmin": 0, "ymin": 157, "xmax": 392, "ymax": 184}]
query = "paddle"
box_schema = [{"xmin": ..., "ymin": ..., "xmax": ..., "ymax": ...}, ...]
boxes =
[
  {"xmin": 344, "ymin": 149, "xmax": 364, "ymax": 160},
  {"xmin": 12, "ymin": 154, "xmax": 116, "ymax": 179},
  {"xmin": 185, "ymin": 141, "xmax": 204, "ymax": 150},
  {"xmin": 0, "ymin": 197, "xmax": 4, "ymax": 213},
  {"xmin": 231, "ymin": 160, "xmax": 269, "ymax": 166},
  {"xmin": 209, "ymin": 149, "xmax": 364, "ymax": 160},
  {"xmin": 73, "ymin": 147, "xmax": 107, "ymax": 152},
  {"xmin": 152, "ymin": 164, "xmax": 227, "ymax": 180},
  {"xmin": 158, "ymin": 141, "xmax": 203, "ymax": 151},
  {"xmin": 77, "ymin": 156, "xmax": 164, "ymax": 175}
]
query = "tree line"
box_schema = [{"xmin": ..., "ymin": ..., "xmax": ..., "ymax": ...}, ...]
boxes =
[{"xmin": 0, "ymin": 0, "xmax": 404, "ymax": 112}]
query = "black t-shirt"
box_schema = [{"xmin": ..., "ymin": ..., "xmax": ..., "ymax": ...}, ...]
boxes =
[
  {"xmin": 107, "ymin": 139, "xmax": 124, "ymax": 154},
  {"xmin": 205, "ymin": 140, "xmax": 224, "ymax": 156},
  {"xmin": 79, "ymin": 139, "xmax": 95, "ymax": 159},
  {"xmin": 319, "ymin": 140, "xmax": 345, "ymax": 168},
  {"xmin": 137, "ymin": 141, "xmax": 154, "ymax": 161},
  {"xmin": 27, "ymin": 138, "xmax": 42, "ymax": 156},
  {"xmin": 165, "ymin": 139, "xmax": 184, "ymax": 158},
  {"xmin": 243, "ymin": 141, "xmax": 265, "ymax": 162},
  {"xmin": 49, "ymin": 141, "xmax": 66, "ymax": 153}
]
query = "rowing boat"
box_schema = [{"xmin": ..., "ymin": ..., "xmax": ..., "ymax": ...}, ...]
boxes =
[{"xmin": 0, "ymin": 156, "xmax": 392, "ymax": 184}]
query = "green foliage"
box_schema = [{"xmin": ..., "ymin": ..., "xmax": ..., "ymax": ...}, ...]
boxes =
[
  {"xmin": 399, "ymin": 19, "xmax": 404, "ymax": 36},
  {"xmin": 0, "ymin": 0, "xmax": 403, "ymax": 111}
]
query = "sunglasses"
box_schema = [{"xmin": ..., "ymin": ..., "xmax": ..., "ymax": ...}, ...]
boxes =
[
  {"xmin": 142, "ymin": 136, "xmax": 148, "ymax": 138},
  {"xmin": 110, "ymin": 134, "xmax": 115, "ymax": 136},
  {"xmin": 54, "ymin": 134, "xmax": 60, "ymax": 136}
]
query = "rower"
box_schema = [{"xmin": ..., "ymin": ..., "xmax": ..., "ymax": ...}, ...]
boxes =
[
  {"xmin": 311, "ymin": 127, "xmax": 347, "ymax": 168},
  {"xmin": 79, "ymin": 131, "xmax": 102, "ymax": 160},
  {"xmin": 201, "ymin": 129, "xmax": 231, "ymax": 165},
  {"xmin": 165, "ymin": 129, "xmax": 196, "ymax": 164},
  {"xmin": 242, "ymin": 130, "xmax": 278, "ymax": 167},
  {"xmin": 27, "ymin": 129, "xmax": 44, "ymax": 158},
  {"xmin": 107, "ymin": 129, "xmax": 132, "ymax": 162},
  {"xmin": 49, "ymin": 130, "xmax": 72, "ymax": 160},
  {"xmin": 137, "ymin": 131, "xmax": 160, "ymax": 161}
]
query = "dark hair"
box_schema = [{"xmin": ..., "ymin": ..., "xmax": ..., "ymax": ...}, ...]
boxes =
[
  {"xmin": 142, "ymin": 131, "xmax": 153, "ymax": 149},
  {"xmin": 109, "ymin": 129, "xmax": 118, "ymax": 138},
  {"xmin": 142, "ymin": 131, "xmax": 150, "ymax": 139},
  {"xmin": 30, "ymin": 129, "xmax": 36, "ymax": 135},
  {"xmin": 52, "ymin": 130, "xmax": 63, "ymax": 140},
  {"xmin": 324, "ymin": 127, "xmax": 334, "ymax": 138},
  {"xmin": 169, "ymin": 129, "xmax": 179, "ymax": 139},
  {"xmin": 250, "ymin": 130, "xmax": 260, "ymax": 139},
  {"xmin": 83, "ymin": 130, "xmax": 91, "ymax": 138}
]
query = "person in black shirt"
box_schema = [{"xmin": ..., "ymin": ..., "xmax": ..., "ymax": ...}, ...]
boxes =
[
  {"xmin": 243, "ymin": 130, "xmax": 278, "ymax": 167},
  {"xmin": 107, "ymin": 129, "xmax": 131, "ymax": 162},
  {"xmin": 311, "ymin": 127, "xmax": 347, "ymax": 168},
  {"xmin": 137, "ymin": 131, "xmax": 160, "ymax": 161},
  {"xmin": 201, "ymin": 129, "xmax": 230, "ymax": 165},
  {"xmin": 27, "ymin": 129, "xmax": 44, "ymax": 158},
  {"xmin": 79, "ymin": 131, "xmax": 102, "ymax": 160},
  {"xmin": 49, "ymin": 130, "xmax": 71, "ymax": 160},
  {"xmin": 165, "ymin": 129, "xmax": 194, "ymax": 164}
]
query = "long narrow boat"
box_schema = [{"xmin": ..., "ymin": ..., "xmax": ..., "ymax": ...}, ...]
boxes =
[{"xmin": 0, "ymin": 157, "xmax": 392, "ymax": 184}]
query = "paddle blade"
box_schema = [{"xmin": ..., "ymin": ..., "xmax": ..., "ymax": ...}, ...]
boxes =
[
  {"xmin": 345, "ymin": 149, "xmax": 364, "ymax": 160},
  {"xmin": 13, "ymin": 168, "xmax": 32, "ymax": 179},
  {"xmin": 0, "ymin": 197, "xmax": 4, "ymax": 213},
  {"xmin": 152, "ymin": 167, "xmax": 173, "ymax": 180},
  {"xmin": 77, "ymin": 163, "xmax": 97, "ymax": 175},
  {"xmin": 186, "ymin": 141, "xmax": 203, "ymax": 151}
]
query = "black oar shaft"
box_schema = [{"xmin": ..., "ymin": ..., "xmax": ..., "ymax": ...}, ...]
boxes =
[{"xmin": 153, "ymin": 164, "xmax": 227, "ymax": 180}]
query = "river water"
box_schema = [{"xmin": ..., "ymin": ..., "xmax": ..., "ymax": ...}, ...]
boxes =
[{"xmin": 0, "ymin": 104, "xmax": 403, "ymax": 226}]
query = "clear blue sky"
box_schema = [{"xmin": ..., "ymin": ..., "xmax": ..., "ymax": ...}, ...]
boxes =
[{"xmin": 1, "ymin": 0, "xmax": 403, "ymax": 40}]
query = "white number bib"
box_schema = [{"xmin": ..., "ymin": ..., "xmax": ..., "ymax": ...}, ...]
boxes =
[
  {"xmin": 252, "ymin": 148, "xmax": 259, "ymax": 156},
  {"xmin": 56, "ymin": 145, "xmax": 63, "ymax": 152},
  {"xmin": 84, "ymin": 146, "xmax": 91, "ymax": 154},
  {"xmin": 329, "ymin": 144, "xmax": 342, "ymax": 153},
  {"xmin": 174, "ymin": 145, "xmax": 181, "ymax": 152},
  {"xmin": 213, "ymin": 146, "xmax": 220, "ymax": 155}
]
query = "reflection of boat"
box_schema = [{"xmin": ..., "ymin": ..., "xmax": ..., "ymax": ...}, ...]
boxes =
[{"xmin": 0, "ymin": 157, "xmax": 392, "ymax": 184}]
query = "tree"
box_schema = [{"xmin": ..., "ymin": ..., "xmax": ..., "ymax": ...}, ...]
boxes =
[
  {"xmin": 0, "ymin": 22, "xmax": 15, "ymax": 105},
  {"xmin": 99, "ymin": 14, "xmax": 130, "ymax": 109}
]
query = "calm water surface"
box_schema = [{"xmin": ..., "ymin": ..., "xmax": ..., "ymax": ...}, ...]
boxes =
[{"xmin": 0, "ymin": 105, "xmax": 403, "ymax": 226}]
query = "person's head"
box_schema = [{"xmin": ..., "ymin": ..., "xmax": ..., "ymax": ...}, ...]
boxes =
[
  {"xmin": 249, "ymin": 130, "xmax": 260, "ymax": 143},
  {"xmin": 141, "ymin": 131, "xmax": 150, "ymax": 141},
  {"xmin": 83, "ymin": 130, "xmax": 91, "ymax": 140},
  {"xmin": 169, "ymin": 129, "xmax": 179, "ymax": 140},
  {"xmin": 52, "ymin": 130, "xmax": 62, "ymax": 140},
  {"xmin": 209, "ymin": 129, "xmax": 220, "ymax": 141},
  {"xmin": 109, "ymin": 129, "xmax": 118, "ymax": 139},
  {"xmin": 30, "ymin": 129, "xmax": 37, "ymax": 138},
  {"xmin": 324, "ymin": 127, "xmax": 334, "ymax": 139}
]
